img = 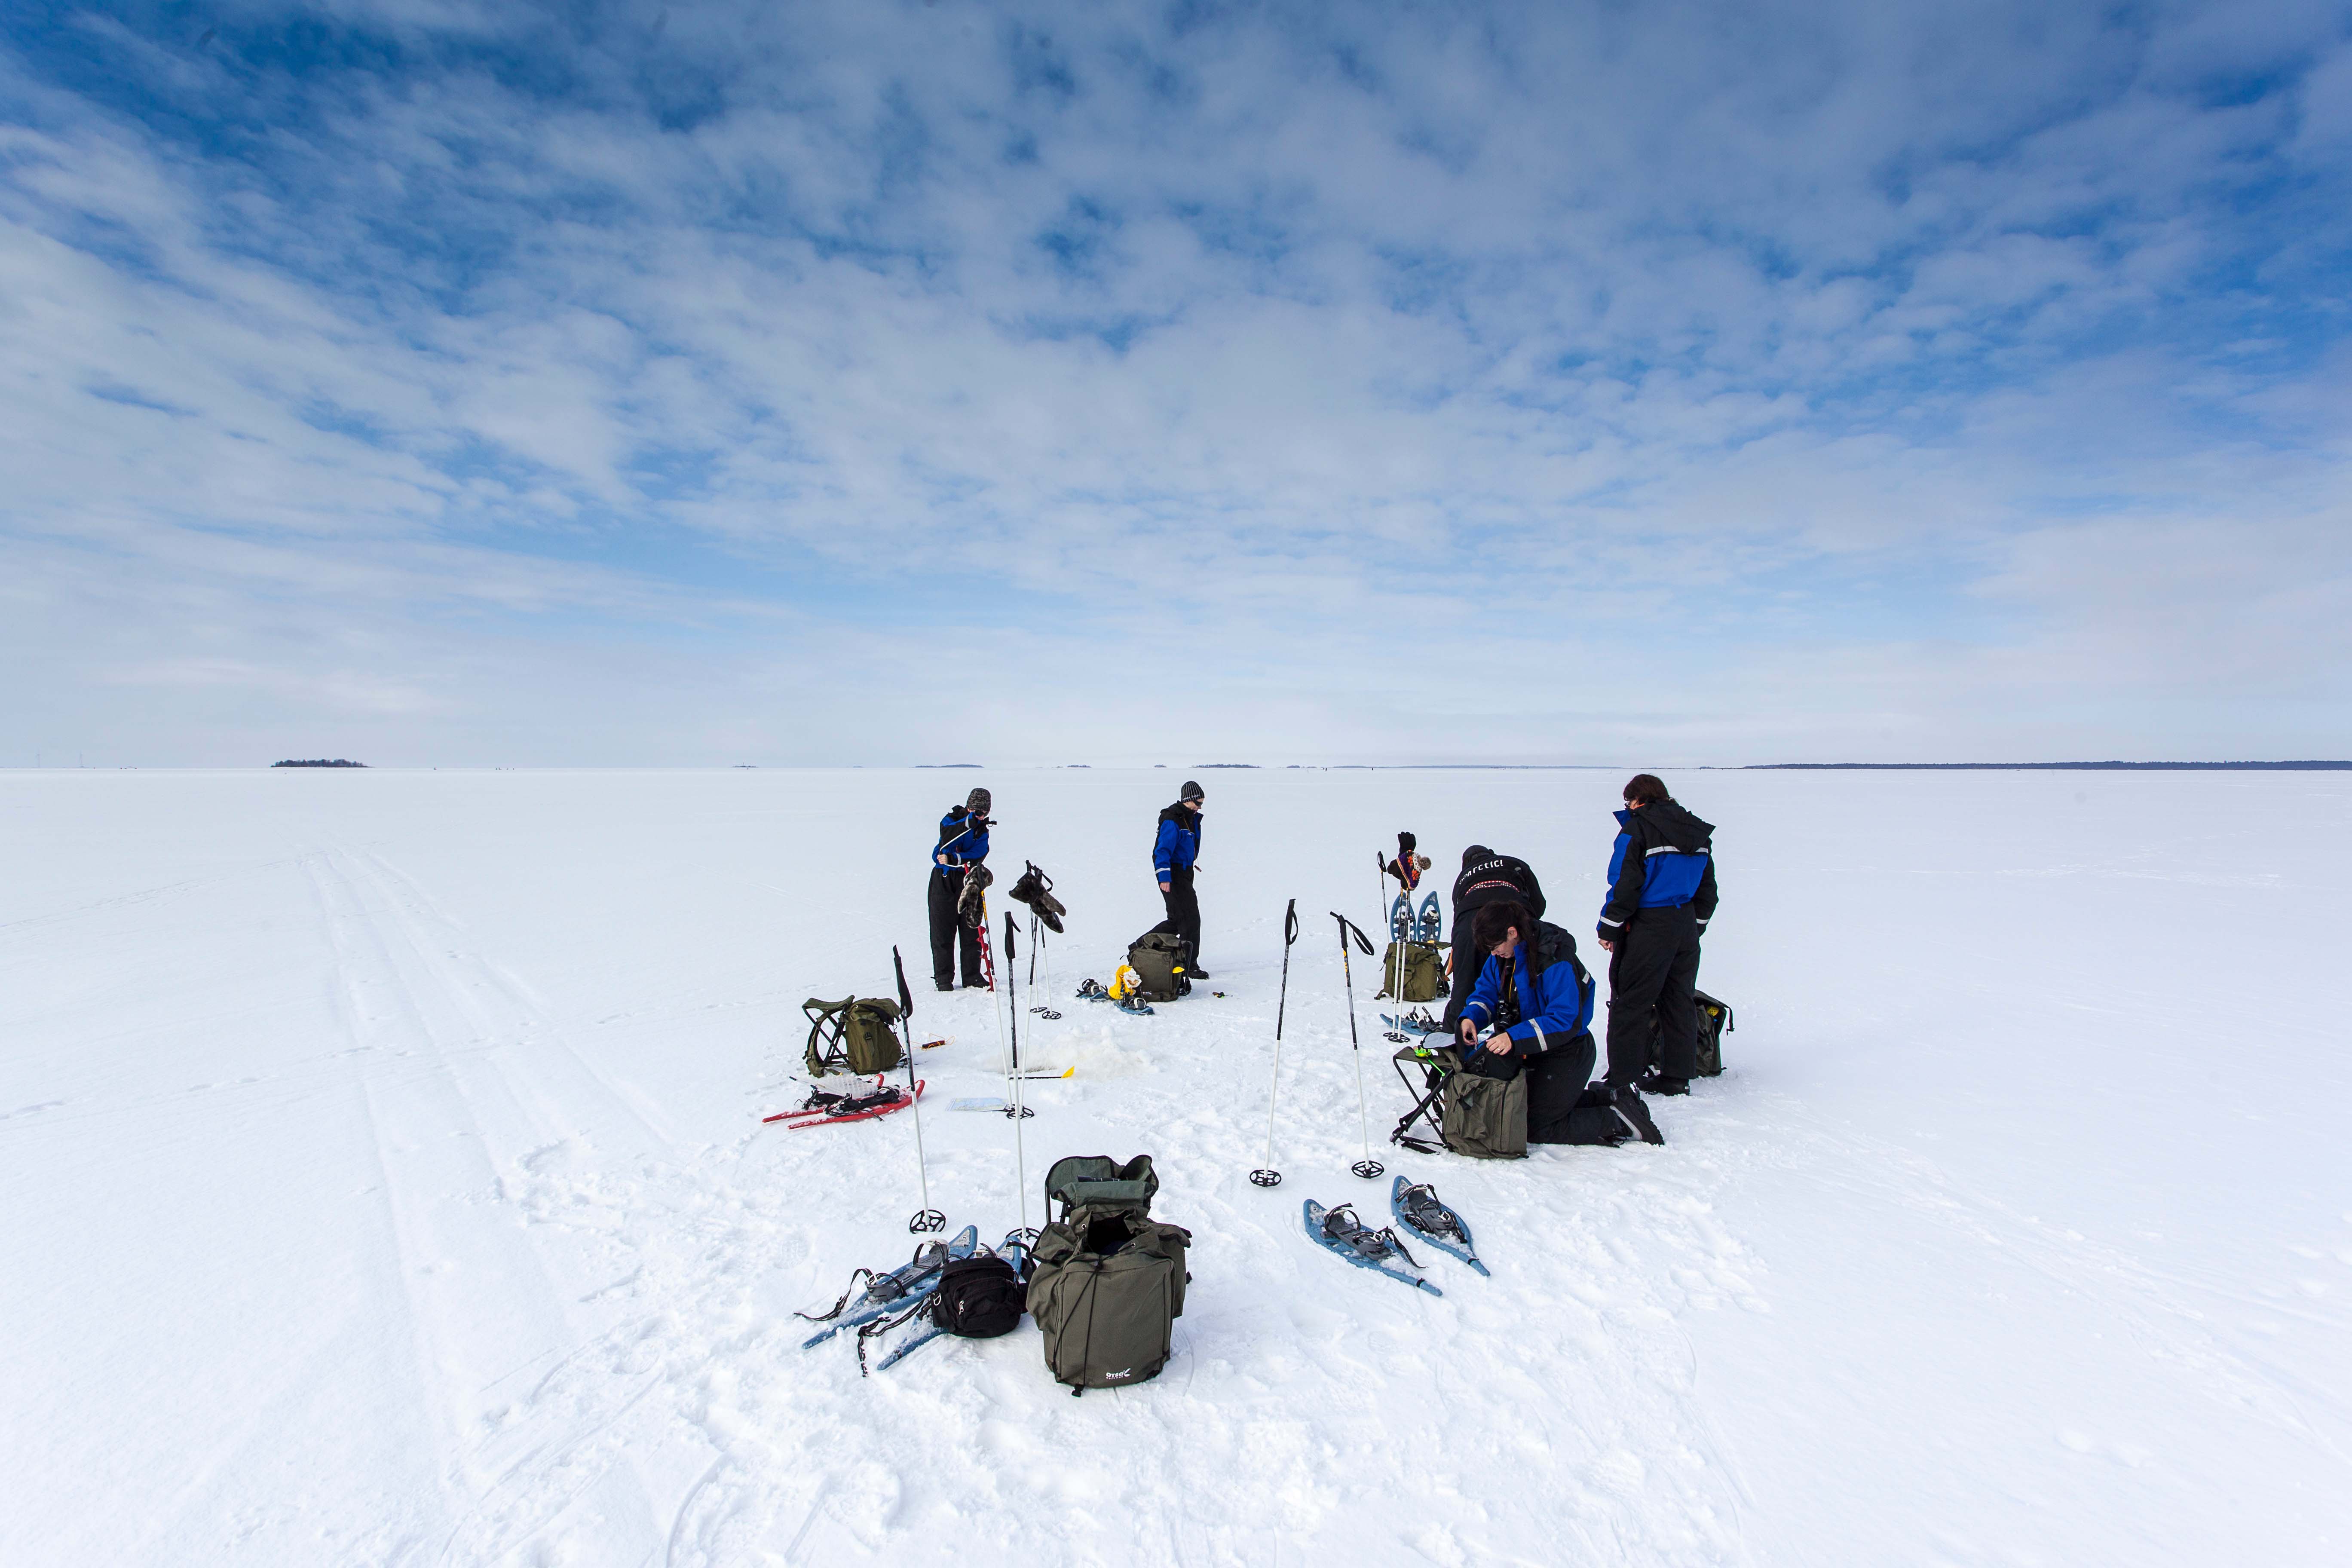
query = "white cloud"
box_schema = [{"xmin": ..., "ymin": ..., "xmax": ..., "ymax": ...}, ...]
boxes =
[{"xmin": 2, "ymin": 0, "xmax": 2347, "ymax": 764}]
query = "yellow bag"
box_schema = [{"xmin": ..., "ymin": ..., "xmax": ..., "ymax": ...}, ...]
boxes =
[{"xmin": 1108, "ymin": 963, "xmax": 1144, "ymax": 1001}]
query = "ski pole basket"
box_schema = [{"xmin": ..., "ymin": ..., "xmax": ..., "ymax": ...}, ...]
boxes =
[{"xmin": 802, "ymin": 995, "xmax": 906, "ymax": 1077}]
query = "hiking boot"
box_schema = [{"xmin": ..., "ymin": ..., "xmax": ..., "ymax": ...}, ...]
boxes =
[
  {"xmin": 1611, "ymin": 1086, "xmax": 1666, "ymax": 1146},
  {"xmin": 1189, "ymin": 966, "xmax": 1210, "ymax": 980},
  {"xmin": 1638, "ymin": 1073, "xmax": 1690, "ymax": 1096},
  {"xmin": 934, "ymin": 979, "xmax": 955, "ymax": 993}
]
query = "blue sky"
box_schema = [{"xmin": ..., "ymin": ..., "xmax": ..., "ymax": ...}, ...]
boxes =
[{"xmin": 3, "ymin": 0, "xmax": 2348, "ymax": 765}]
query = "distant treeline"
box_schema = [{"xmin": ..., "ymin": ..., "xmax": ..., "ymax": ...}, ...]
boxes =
[
  {"xmin": 272, "ymin": 759, "xmax": 368, "ymax": 768},
  {"xmin": 1752, "ymin": 761, "xmax": 2352, "ymax": 772}
]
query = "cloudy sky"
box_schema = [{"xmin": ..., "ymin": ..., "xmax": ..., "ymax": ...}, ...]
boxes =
[{"xmin": 4, "ymin": 0, "xmax": 2347, "ymax": 766}]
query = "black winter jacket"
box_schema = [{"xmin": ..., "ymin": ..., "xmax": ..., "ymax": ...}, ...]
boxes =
[{"xmin": 1597, "ymin": 799, "xmax": 1718, "ymax": 936}]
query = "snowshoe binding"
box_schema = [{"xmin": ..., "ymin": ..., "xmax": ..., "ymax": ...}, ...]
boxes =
[
  {"xmin": 1076, "ymin": 977, "xmax": 1109, "ymax": 1003},
  {"xmin": 1304, "ymin": 1200, "xmax": 1441, "ymax": 1295},
  {"xmin": 1390, "ymin": 1178, "xmax": 1489, "ymax": 1277}
]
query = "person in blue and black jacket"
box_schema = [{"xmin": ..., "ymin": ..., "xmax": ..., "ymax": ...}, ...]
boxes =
[
  {"xmin": 1596, "ymin": 774, "xmax": 1718, "ymax": 1094},
  {"xmin": 1458, "ymin": 900, "xmax": 1662, "ymax": 1145},
  {"xmin": 927, "ymin": 787, "xmax": 992, "ymax": 991},
  {"xmin": 1152, "ymin": 780, "xmax": 1207, "ymax": 978}
]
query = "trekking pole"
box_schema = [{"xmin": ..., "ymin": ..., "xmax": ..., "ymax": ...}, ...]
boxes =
[
  {"xmin": 1029, "ymin": 913, "xmax": 1061, "ymax": 1020},
  {"xmin": 1250, "ymin": 899, "xmax": 1302, "ymax": 1188},
  {"xmin": 1329, "ymin": 911, "xmax": 1384, "ymax": 1179},
  {"xmin": 891, "ymin": 946, "xmax": 946, "ymax": 1234},
  {"xmin": 1004, "ymin": 911, "xmax": 1034, "ymax": 1240}
]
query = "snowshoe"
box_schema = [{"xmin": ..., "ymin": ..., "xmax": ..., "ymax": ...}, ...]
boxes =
[
  {"xmin": 1380, "ymin": 1009, "xmax": 1446, "ymax": 1038},
  {"xmin": 763, "ymin": 1079, "xmax": 924, "ymax": 1128},
  {"xmin": 1115, "ymin": 992, "xmax": 1155, "ymax": 1016},
  {"xmin": 1076, "ymin": 977, "xmax": 1109, "ymax": 1003},
  {"xmin": 866, "ymin": 1230, "xmax": 1032, "ymax": 1373},
  {"xmin": 1389, "ymin": 891, "xmax": 1412, "ymax": 942},
  {"xmin": 797, "ymin": 1225, "xmax": 980, "ymax": 1347},
  {"xmin": 1416, "ymin": 892, "xmax": 1441, "ymax": 946},
  {"xmin": 1304, "ymin": 1200, "xmax": 1441, "ymax": 1295},
  {"xmin": 1390, "ymin": 1178, "xmax": 1489, "ymax": 1277},
  {"xmin": 1008, "ymin": 861, "xmax": 1066, "ymax": 933}
]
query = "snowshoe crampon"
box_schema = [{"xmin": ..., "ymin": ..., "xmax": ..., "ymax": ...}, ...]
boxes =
[
  {"xmin": 1304, "ymin": 1200, "xmax": 1440, "ymax": 1295},
  {"xmin": 1390, "ymin": 1177, "xmax": 1489, "ymax": 1277}
]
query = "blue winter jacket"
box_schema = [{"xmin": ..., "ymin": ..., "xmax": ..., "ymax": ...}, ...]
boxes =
[
  {"xmin": 1460, "ymin": 923, "xmax": 1596, "ymax": 1057},
  {"xmin": 1152, "ymin": 803, "xmax": 1201, "ymax": 880},
  {"xmin": 933, "ymin": 808, "xmax": 989, "ymax": 871},
  {"xmin": 1597, "ymin": 798, "xmax": 1717, "ymax": 941}
]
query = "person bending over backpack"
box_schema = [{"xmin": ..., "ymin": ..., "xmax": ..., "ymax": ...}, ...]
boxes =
[
  {"xmin": 1443, "ymin": 845, "xmax": 1547, "ymax": 1033},
  {"xmin": 1458, "ymin": 900, "xmax": 1661, "ymax": 1145},
  {"xmin": 1152, "ymin": 780, "xmax": 1208, "ymax": 979},
  {"xmin": 928, "ymin": 787, "xmax": 992, "ymax": 990},
  {"xmin": 1595, "ymin": 774, "xmax": 1718, "ymax": 1094}
]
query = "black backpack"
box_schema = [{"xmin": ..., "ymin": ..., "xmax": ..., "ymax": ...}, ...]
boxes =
[{"xmin": 926, "ymin": 1254, "xmax": 1024, "ymax": 1338}]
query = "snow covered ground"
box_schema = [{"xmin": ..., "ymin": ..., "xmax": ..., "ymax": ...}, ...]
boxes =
[{"xmin": 3, "ymin": 765, "xmax": 2347, "ymax": 1566}]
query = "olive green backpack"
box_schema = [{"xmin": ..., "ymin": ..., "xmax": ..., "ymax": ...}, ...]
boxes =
[
  {"xmin": 802, "ymin": 996, "xmax": 905, "ymax": 1078},
  {"xmin": 1124, "ymin": 928, "xmax": 1191, "ymax": 1002},
  {"xmin": 1026, "ymin": 1155, "xmax": 1192, "ymax": 1394},
  {"xmin": 1381, "ymin": 940, "xmax": 1443, "ymax": 1004}
]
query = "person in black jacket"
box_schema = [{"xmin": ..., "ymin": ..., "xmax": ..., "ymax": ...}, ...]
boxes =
[
  {"xmin": 1595, "ymin": 774, "xmax": 1718, "ymax": 1093},
  {"xmin": 928, "ymin": 787, "xmax": 992, "ymax": 990},
  {"xmin": 1442, "ymin": 845, "xmax": 1547, "ymax": 1032}
]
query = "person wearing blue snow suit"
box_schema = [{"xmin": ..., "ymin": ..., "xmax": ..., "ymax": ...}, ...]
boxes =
[
  {"xmin": 1152, "ymin": 781, "xmax": 1207, "ymax": 978},
  {"xmin": 1455, "ymin": 900, "xmax": 1659, "ymax": 1145},
  {"xmin": 927, "ymin": 787, "xmax": 992, "ymax": 990},
  {"xmin": 1595, "ymin": 774, "xmax": 1718, "ymax": 1094}
]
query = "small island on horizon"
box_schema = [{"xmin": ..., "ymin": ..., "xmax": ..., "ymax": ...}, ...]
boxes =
[{"xmin": 271, "ymin": 759, "xmax": 368, "ymax": 768}]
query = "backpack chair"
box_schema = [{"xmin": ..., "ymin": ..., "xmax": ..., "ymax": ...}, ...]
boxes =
[
  {"xmin": 1125, "ymin": 923, "xmax": 1192, "ymax": 1002},
  {"xmin": 1379, "ymin": 940, "xmax": 1444, "ymax": 1004},
  {"xmin": 802, "ymin": 995, "xmax": 905, "ymax": 1078},
  {"xmin": 1026, "ymin": 1155, "xmax": 1192, "ymax": 1395},
  {"xmin": 1643, "ymin": 990, "xmax": 1736, "ymax": 1078},
  {"xmin": 1390, "ymin": 1042, "xmax": 1647, "ymax": 1155},
  {"xmin": 1389, "ymin": 1044, "xmax": 1527, "ymax": 1159}
]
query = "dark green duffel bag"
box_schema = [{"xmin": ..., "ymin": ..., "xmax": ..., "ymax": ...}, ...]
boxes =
[
  {"xmin": 801, "ymin": 995, "xmax": 904, "ymax": 1077},
  {"xmin": 1026, "ymin": 1155, "xmax": 1191, "ymax": 1393}
]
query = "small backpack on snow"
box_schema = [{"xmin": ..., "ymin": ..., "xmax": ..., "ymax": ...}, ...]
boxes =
[
  {"xmin": 926, "ymin": 1254, "xmax": 1025, "ymax": 1338},
  {"xmin": 1643, "ymin": 989, "xmax": 1735, "ymax": 1077},
  {"xmin": 1124, "ymin": 924, "xmax": 1191, "ymax": 1002}
]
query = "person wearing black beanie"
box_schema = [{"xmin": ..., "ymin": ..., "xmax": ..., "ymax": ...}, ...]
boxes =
[
  {"xmin": 1152, "ymin": 781, "xmax": 1208, "ymax": 978},
  {"xmin": 1442, "ymin": 845, "xmax": 1547, "ymax": 1031}
]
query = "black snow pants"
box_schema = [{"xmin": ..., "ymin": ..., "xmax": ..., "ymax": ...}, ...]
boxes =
[
  {"xmin": 1604, "ymin": 903, "xmax": 1703, "ymax": 1087},
  {"xmin": 1160, "ymin": 866, "xmax": 1202, "ymax": 968},
  {"xmin": 928, "ymin": 867, "xmax": 984, "ymax": 986}
]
